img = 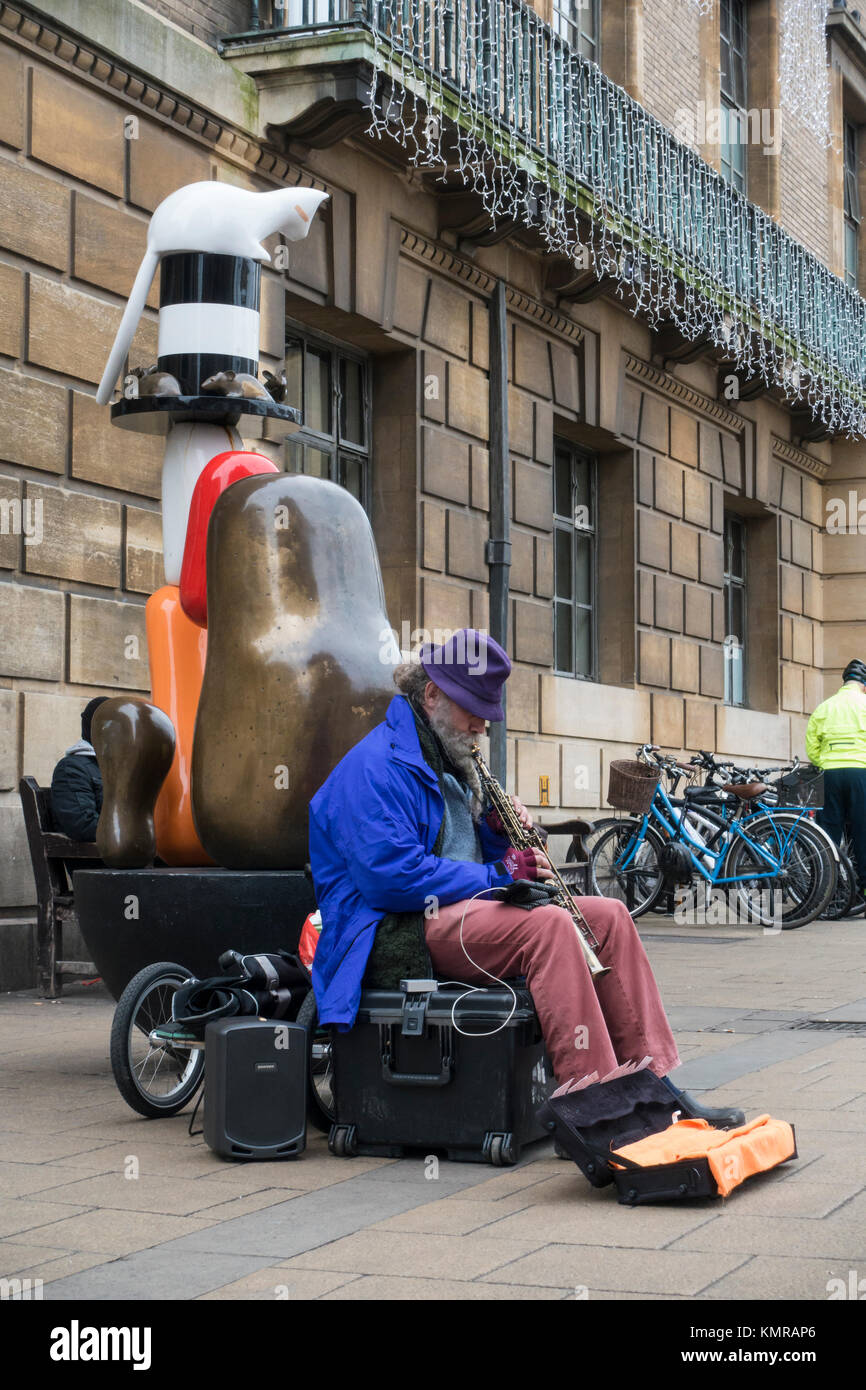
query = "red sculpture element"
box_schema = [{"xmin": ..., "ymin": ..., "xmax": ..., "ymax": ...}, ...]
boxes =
[{"xmin": 179, "ymin": 450, "xmax": 278, "ymax": 627}]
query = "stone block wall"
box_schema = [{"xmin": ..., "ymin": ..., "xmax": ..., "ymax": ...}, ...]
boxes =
[{"xmin": 0, "ymin": 13, "xmax": 291, "ymax": 914}]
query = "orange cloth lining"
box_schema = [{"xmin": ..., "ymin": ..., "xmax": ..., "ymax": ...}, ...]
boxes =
[{"xmin": 611, "ymin": 1114, "xmax": 795, "ymax": 1197}]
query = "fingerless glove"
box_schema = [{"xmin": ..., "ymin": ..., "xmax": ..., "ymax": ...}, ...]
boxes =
[{"xmin": 502, "ymin": 847, "xmax": 539, "ymax": 881}]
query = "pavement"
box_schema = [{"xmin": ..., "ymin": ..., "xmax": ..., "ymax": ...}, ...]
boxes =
[{"xmin": 1, "ymin": 909, "xmax": 865, "ymax": 1302}]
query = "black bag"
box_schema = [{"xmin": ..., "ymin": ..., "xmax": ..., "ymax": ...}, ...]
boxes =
[
  {"xmin": 171, "ymin": 949, "xmax": 311, "ymax": 1035},
  {"xmin": 221, "ymin": 950, "xmax": 311, "ymax": 1021}
]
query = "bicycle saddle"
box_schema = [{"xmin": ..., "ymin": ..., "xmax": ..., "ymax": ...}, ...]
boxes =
[{"xmin": 720, "ymin": 781, "xmax": 768, "ymax": 799}]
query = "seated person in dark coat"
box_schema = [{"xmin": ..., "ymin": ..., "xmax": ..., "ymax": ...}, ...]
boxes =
[{"xmin": 50, "ymin": 697, "xmax": 109, "ymax": 841}]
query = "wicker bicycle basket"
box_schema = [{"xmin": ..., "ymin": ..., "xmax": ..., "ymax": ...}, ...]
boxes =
[{"xmin": 607, "ymin": 760, "xmax": 661, "ymax": 815}]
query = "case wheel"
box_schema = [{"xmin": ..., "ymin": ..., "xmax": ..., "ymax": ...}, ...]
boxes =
[
  {"xmin": 487, "ymin": 1132, "xmax": 517, "ymax": 1167},
  {"xmin": 328, "ymin": 1124, "xmax": 358, "ymax": 1158}
]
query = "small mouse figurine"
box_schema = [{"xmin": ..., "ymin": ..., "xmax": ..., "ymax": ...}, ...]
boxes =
[
  {"xmin": 261, "ymin": 369, "xmax": 288, "ymax": 402},
  {"xmin": 201, "ymin": 370, "xmax": 272, "ymax": 400},
  {"xmin": 129, "ymin": 365, "xmax": 182, "ymax": 397}
]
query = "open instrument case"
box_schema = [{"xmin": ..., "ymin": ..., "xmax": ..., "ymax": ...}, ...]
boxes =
[{"xmin": 538, "ymin": 1071, "xmax": 797, "ymax": 1206}]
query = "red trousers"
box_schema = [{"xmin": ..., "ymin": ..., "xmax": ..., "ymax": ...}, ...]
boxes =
[{"xmin": 425, "ymin": 893, "xmax": 680, "ymax": 1087}]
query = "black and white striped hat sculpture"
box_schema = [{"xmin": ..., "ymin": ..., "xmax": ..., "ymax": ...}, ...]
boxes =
[{"xmin": 96, "ymin": 180, "xmax": 329, "ymax": 432}]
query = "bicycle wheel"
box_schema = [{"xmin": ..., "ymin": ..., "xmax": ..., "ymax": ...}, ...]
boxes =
[
  {"xmin": 840, "ymin": 835, "xmax": 866, "ymax": 916},
  {"xmin": 110, "ymin": 962, "xmax": 205, "ymax": 1118},
  {"xmin": 772, "ymin": 813, "xmax": 838, "ymax": 918},
  {"xmin": 820, "ymin": 847, "xmax": 857, "ymax": 920},
  {"xmin": 295, "ymin": 990, "xmax": 335, "ymax": 1134},
  {"xmin": 723, "ymin": 815, "xmax": 835, "ymax": 929},
  {"xmin": 591, "ymin": 820, "xmax": 666, "ymax": 918}
]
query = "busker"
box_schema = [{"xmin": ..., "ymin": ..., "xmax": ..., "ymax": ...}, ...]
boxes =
[
  {"xmin": 309, "ymin": 629, "xmax": 745, "ymax": 1127},
  {"xmin": 806, "ymin": 656, "xmax": 866, "ymax": 903},
  {"xmin": 50, "ymin": 696, "xmax": 110, "ymax": 842}
]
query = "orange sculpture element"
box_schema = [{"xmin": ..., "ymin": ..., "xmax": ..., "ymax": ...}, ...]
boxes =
[
  {"xmin": 179, "ymin": 450, "xmax": 279, "ymax": 627},
  {"xmin": 146, "ymin": 585, "xmax": 213, "ymax": 865}
]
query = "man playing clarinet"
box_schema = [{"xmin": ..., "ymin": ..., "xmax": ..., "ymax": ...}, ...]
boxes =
[{"xmin": 308, "ymin": 629, "xmax": 744, "ymax": 1126}]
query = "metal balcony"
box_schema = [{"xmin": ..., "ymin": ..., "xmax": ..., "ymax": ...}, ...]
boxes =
[{"xmin": 224, "ymin": 0, "xmax": 866, "ymax": 437}]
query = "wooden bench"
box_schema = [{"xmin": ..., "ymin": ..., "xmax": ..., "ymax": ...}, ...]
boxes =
[
  {"xmin": 535, "ymin": 817, "xmax": 593, "ymax": 894},
  {"xmin": 18, "ymin": 776, "xmax": 100, "ymax": 997}
]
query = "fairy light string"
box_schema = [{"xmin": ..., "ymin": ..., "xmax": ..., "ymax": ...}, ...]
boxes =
[{"xmin": 362, "ymin": 0, "xmax": 864, "ymax": 437}]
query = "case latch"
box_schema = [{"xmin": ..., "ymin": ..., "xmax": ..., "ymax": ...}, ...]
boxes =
[{"xmin": 399, "ymin": 978, "xmax": 437, "ymax": 1036}]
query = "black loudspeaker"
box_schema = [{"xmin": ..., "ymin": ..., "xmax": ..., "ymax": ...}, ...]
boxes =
[{"xmin": 204, "ymin": 1018, "xmax": 307, "ymax": 1160}]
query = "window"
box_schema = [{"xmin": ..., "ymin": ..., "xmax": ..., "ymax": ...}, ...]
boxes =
[
  {"xmin": 720, "ymin": 0, "xmax": 748, "ymax": 193},
  {"xmin": 723, "ymin": 514, "xmax": 746, "ymax": 706},
  {"xmin": 283, "ymin": 325, "xmax": 370, "ymax": 511},
  {"xmin": 553, "ymin": 440, "xmax": 597, "ymax": 678},
  {"xmin": 553, "ymin": 0, "xmax": 599, "ymax": 64},
  {"xmin": 844, "ymin": 118, "xmax": 860, "ymax": 290}
]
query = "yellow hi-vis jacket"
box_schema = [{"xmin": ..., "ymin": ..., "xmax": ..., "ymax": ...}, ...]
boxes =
[{"xmin": 805, "ymin": 684, "xmax": 866, "ymax": 769}]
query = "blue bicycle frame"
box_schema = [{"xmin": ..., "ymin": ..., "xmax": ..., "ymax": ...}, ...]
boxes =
[{"xmin": 615, "ymin": 777, "xmax": 810, "ymax": 888}]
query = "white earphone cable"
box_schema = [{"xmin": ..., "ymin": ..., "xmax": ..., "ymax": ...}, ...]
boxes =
[{"xmin": 434, "ymin": 885, "xmax": 520, "ymax": 1039}]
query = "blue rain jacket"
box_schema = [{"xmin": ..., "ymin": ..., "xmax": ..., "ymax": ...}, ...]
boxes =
[{"xmin": 308, "ymin": 695, "xmax": 513, "ymax": 1029}]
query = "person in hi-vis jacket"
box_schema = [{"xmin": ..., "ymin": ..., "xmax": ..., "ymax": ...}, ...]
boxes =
[{"xmin": 806, "ymin": 658, "xmax": 866, "ymax": 900}]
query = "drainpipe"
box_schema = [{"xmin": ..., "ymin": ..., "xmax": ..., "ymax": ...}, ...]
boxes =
[{"xmin": 486, "ymin": 279, "xmax": 511, "ymax": 784}]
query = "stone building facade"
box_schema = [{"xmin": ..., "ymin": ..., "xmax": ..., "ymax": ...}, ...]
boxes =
[{"xmin": 0, "ymin": 0, "xmax": 864, "ymax": 983}]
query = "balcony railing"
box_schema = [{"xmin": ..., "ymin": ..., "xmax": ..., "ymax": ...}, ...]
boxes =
[{"xmin": 230, "ymin": 0, "xmax": 866, "ymax": 437}]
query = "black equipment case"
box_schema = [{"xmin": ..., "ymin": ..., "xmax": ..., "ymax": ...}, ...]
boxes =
[
  {"xmin": 328, "ymin": 982, "xmax": 555, "ymax": 1165},
  {"xmin": 204, "ymin": 1018, "xmax": 307, "ymax": 1161},
  {"xmin": 539, "ymin": 1071, "xmax": 797, "ymax": 1205}
]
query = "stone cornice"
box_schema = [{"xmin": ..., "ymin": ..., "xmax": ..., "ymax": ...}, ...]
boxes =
[
  {"xmin": 505, "ymin": 288, "xmax": 584, "ymax": 342},
  {"xmin": 0, "ymin": 2, "xmax": 319, "ymax": 187},
  {"xmin": 399, "ymin": 227, "xmax": 584, "ymax": 341},
  {"xmin": 771, "ymin": 435, "xmax": 830, "ymax": 481},
  {"xmin": 625, "ymin": 354, "xmax": 744, "ymax": 432}
]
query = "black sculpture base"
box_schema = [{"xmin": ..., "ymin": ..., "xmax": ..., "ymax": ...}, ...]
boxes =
[
  {"xmin": 74, "ymin": 867, "xmax": 316, "ymax": 1001},
  {"xmin": 109, "ymin": 395, "xmax": 301, "ymax": 435}
]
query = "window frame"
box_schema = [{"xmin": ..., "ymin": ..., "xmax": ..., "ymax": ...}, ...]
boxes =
[
  {"xmin": 283, "ymin": 319, "xmax": 372, "ymax": 514},
  {"xmin": 720, "ymin": 0, "xmax": 749, "ymax": 194},
  {"xmin": 723, "ymin": 513, "xmax": 747, "ymax": 708},
  {"xmin": 552, "ymin": 0, "xmax": 600, "ymax": 65},
  {"xmin": 844, "ymin": 117, "xmax": 861, "ymax": 291},
  {"xmin": 552, "ymin": 438, "xmax": 598, "ymax": 682}
]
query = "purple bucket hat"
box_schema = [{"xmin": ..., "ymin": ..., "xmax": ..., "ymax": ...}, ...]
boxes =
[{"xmin": 419, "ymin": 629, "xmax": 511, "ymax": 721}]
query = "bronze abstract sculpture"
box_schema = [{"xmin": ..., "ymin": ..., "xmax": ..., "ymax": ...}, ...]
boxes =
[
  {"xmin": 92, "ymin": 699, "xmax": 176, "ymax": 868},
  {"xmin": 191, "ymin": 474, "xmax": 395, "ymax": 868}
]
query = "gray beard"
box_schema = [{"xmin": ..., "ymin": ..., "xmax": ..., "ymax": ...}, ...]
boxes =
[{"xmin": 424, "ymin": 701, "xmax": 484, "ymax": 819}]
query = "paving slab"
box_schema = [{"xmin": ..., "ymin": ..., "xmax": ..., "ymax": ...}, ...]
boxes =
[
  {"xmin": 451, "ymin": 1199, "xmax": 719, "ymax": 1249},
  {"xmin": 668, "ymin": 1212, "xmax": 866, "ymax": 1260},
  {"xmin": 674, "ymin": 1029, "xmax": 857, "ymax": 1089},
  {"xmin": 477, "ymin": 1245, "xmax": 750, "ymax": 1296},
  {"xmin": 197, "ymin": 1268, "xmax": 360, "ymax": 1300},
  {"xmin": 44, "ymin": 1249, "xmax": 272, "ymax": 1302},
  {"xmin": 281, "ymin": 1229, "xmax": 547, "ymax": 1280},
  {"xmin": 7, "ymin": 1207, "xmax": 220, "ymax": 1256},
  {"xmin": 702, "ymin": 1254, "xmax": 860, "ymax": 1300},
  {"xmin": 22, "ymin": 1171, "xmax": 306, "ymax": 1218},
  {"xmin": 321, "ymin": 1274, "xmax": 570, "ymax": 1300}
]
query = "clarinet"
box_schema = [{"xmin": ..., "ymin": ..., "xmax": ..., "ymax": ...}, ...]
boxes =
[{"xmin": 471, "ymin": 745, "xmax": 611, "ymax": 983}]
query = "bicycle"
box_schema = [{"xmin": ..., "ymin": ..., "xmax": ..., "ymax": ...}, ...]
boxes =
[{"xmin": 590, "ymin": 746, "xmax": 836, "ymax": 929}]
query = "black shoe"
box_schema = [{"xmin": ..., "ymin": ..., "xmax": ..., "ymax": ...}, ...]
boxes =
[{"xmin": 660, "ymin": 1076, "xmax": 745, "ymax": 1128}]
